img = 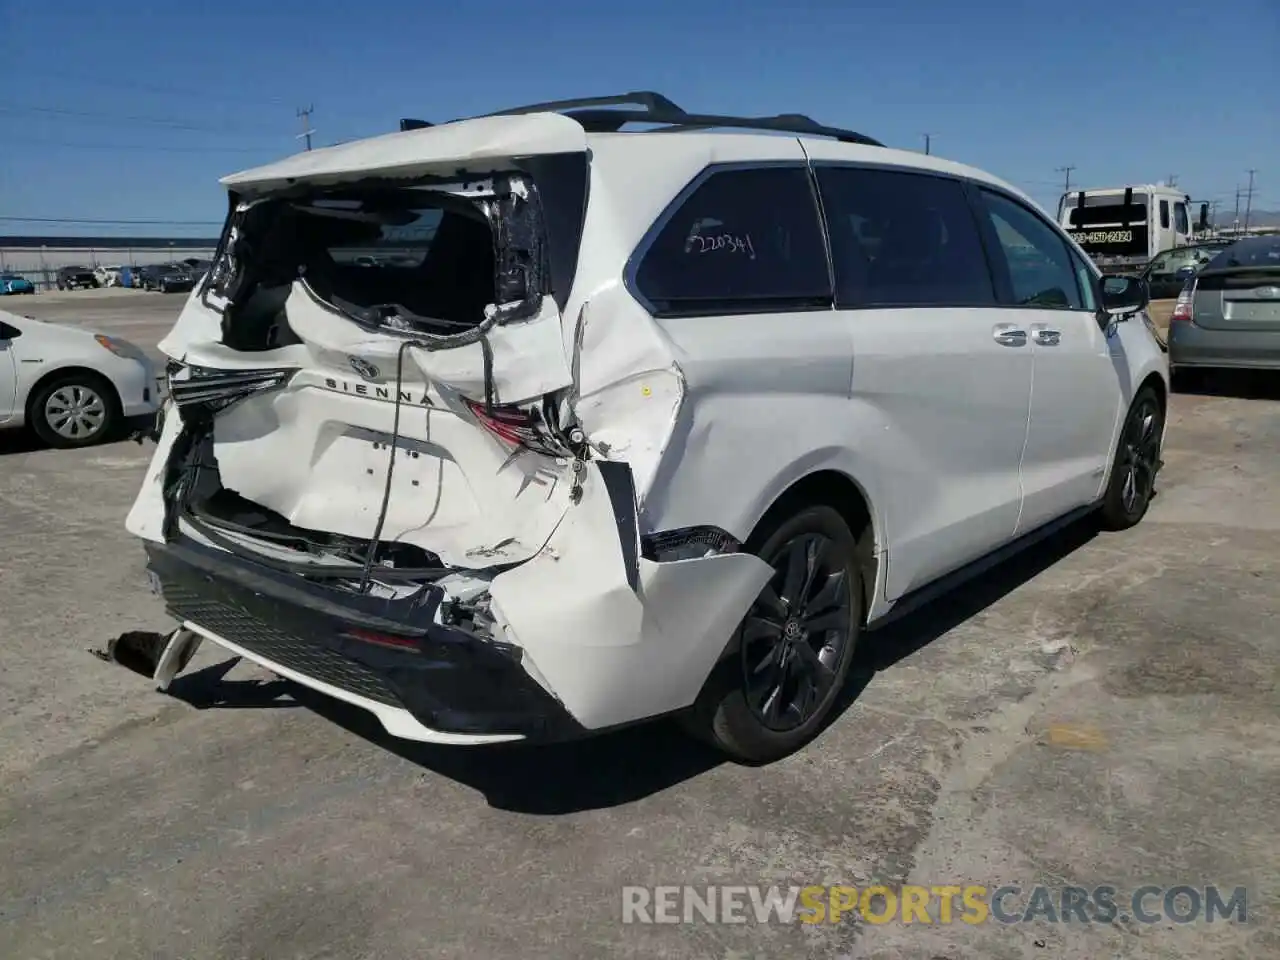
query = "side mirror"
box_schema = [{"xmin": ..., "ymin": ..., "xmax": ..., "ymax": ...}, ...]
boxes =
[
  {"xmin": 1198, "ymin": 203, "xmax": 1209, "ymax": 232},
  {"xmin": 1100, "ymin": 274, "xmax": 1149, "ymax": 318}
]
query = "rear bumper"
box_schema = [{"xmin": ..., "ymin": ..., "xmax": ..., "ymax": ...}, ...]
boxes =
[
  {"xmin": 144, "ymin": 537, "xmax": 587, "ymax": 743},
  {"xmin": 1168, "ymin": 322, "xmax": 1280, "ymax": 369}
]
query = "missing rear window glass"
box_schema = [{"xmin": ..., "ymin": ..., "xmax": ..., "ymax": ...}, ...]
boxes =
[{"xmin": 206, "ymin": 177, "xmax": 547, "ymax": 350}]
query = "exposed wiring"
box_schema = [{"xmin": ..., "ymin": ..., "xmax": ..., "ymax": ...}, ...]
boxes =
[
  {"xmin": 357, "ymin": 338, "xmax": 414, "ymax": 595},
  {"xmin": 354, "ymin": 319, "xmax": 503, "ymax": 595}
]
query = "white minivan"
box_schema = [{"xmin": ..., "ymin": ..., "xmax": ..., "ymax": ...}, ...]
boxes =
[{"xmin": 128, "ymin": 93, "xmax": 1169, "ymax": 763}]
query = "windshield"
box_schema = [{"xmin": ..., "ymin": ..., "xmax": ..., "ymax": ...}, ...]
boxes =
[{"xmin": 1206, "ymin": 237, "xmax": 1280, "ymax": 270}]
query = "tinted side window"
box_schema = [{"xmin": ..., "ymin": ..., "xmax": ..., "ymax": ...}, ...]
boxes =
[
  {"xmin": 816, "ymin": 167, "xmax": 995, "ymax": 307},
  {"xmin": 633, "ymin": 167, "xmax": 830, "ymax": 315},
  {"xmin": 979, "ymin": 190, "xmax": 1084, "ymax": 310},
  {"xmin": 1174, "ymin": 202, "xmax": 1189, "ymax": 234},
  {"xmin": 1159, "ymin": 200, "xmax": 1170, "ymax": 229}
]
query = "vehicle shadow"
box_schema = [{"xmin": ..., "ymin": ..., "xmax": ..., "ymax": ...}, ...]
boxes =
[
  {"xmin": 0, "ymin": 416, "xmax": 156, "ymax": 456},
  {"xmin": 1174, "ymin": 369, "xmax": 1280, "ymax": 401},
  {"xmin": 163, "ymin": 516, "xmax": 1101, "ymax": 815}
]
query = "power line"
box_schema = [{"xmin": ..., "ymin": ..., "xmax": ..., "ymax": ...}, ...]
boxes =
[
  {"xmin": 1243, "ymin": 169, "xmax": 1257, "ymax": 232},
  {"xmin": 7, "ymin": 136, "xmax": 276, "ymax": 154},
  {"xmin": 0, "ymin": 103, "xmax": 284, "ymax": 135},
  {"xmin": 22, "ymin": 69, "xmax": 290, "ymax": 107}
]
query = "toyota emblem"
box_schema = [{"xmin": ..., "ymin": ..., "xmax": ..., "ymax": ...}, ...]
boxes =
[{"xmin": 348, "ymin": 356, "xmax": 380, "ymax": 382}]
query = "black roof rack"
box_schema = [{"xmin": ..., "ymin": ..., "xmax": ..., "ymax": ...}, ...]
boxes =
[{"xmin": 444, "ymin": 91, "xmax": 885, "ymax": 146}]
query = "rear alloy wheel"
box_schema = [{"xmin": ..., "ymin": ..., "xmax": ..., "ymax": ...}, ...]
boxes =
[
  {"xmin": 1100, "ymin": 386, "xmax": 1163, "ymax": 530},
  {"xmin": 30, "ymin": 374, "xmax": 120, "ymax": 448},
  {"xmin": 686, "ymin": 505, "xmax": 862, "ymax": 764}
]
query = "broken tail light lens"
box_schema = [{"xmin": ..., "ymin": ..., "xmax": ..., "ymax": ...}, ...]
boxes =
[{"xmin": 462, "ymin": 397, "xmax": 572, "ymax": 458}]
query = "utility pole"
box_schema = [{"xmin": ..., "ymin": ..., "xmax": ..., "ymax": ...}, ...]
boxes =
[
  {"xmin": 1242, "ymin": 169, "xmax": 1257, "ymax": 233},
  {"xmin": 923, "ymin": 133, "xmax": 932, "ymax": 155},
  {"xmin": 296, "ymin": 105, "xmax": 315, "ymax": 151},
  {"xmin": 1057, "ymin": 165, "xmax": 1076, "ymax": 194},
  {"xmin": 1233, "ymin": 186, "xmax": 1241, "ymax": 232},
  {"xmin": 1166, "ymin": 173, "xmax": 1177, "ymax": 186}
]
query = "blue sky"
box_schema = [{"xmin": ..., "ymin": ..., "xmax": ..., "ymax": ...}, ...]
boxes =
[{"xmin": 2, "ymin": 0, "xmax": 1276, "ymax": 237}]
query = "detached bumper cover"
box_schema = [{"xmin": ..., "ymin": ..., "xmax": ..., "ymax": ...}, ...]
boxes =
[{"xmin": 144, "ymin": 537, "xmax": 587, "ymax": 741}]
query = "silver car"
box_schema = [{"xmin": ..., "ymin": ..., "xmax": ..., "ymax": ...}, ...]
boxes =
[{"xmin": 1168, "ymin": 236, "xmax": 1280, "ymax": 385}]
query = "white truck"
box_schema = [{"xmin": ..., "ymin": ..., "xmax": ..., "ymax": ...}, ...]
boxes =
[{"xmin": 1058, "ymin": 184, "xmax": 1207, "ymax": 273}]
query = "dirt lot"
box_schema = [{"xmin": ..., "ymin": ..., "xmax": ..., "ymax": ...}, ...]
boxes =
[{"xmin": 1, "ymin": 289, "xmax": 1277, "ymax": 959}]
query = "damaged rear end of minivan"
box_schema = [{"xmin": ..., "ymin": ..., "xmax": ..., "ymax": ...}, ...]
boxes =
[{"xmin": 128, "ymin": 115, "xmax": 771, "ymax": 745}]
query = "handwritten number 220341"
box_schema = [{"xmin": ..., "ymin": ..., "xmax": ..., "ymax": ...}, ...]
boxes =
[{"xmin": 688, "ymin": 233, "xmax": 756, "ymax": 259}]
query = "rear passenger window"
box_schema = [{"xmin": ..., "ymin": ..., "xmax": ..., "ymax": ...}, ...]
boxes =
[
  {"xmin": 978, "ymin": 190, "xmax": 1084, "ymax": 310},
  {"xmin": 633, "ymin": 166, "xmax": 831, "ymax": 315},
  {"xmin": 814, "ymin": 167, "xmax": 995, "ymax": 308}
]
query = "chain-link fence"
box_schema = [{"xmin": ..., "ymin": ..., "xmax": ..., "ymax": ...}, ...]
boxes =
[{"xmin": 0, "ymin": 245, "xmax": 217, "ymax": 290}]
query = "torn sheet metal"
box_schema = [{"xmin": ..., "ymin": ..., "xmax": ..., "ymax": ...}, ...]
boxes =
[
  {"xmin": 489, "ymin": 458, "xmax": 772, "ymax": 730},
  {"xmin": 562, "ymin": 291, "xmax": 685, "ymax": 510},
  {"xmin": 126, "ymin": 401, "xmax": 183, "ymax": 543}
]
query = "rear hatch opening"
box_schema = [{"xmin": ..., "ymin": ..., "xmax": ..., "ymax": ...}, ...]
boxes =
[
  {"xmin": 199, "ymin": 174, "xmax": 544, "ymax": 351},
  {"xmin": 142, "ymin": 170, "xmax": 593, "ymax": 607}
]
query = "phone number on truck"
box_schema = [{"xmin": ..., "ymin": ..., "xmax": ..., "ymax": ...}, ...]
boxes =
[{"xmin": 1069, "ymin": 230, "xmax": 1134, "ymax": 245}]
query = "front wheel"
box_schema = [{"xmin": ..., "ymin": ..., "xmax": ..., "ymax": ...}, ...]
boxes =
[
  {"xmin": 684, "ymin": 504, "xmax": 863, "ymax": 764},
  {"xmin": 1099, "ymin": 386, "xmax": 1164, "ymax": 530},
  {"xmin": 29, "ymin": 373, "xmax": 120, "ymax": 448}
]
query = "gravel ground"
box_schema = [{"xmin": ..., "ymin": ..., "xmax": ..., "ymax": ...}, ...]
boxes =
[{"xmin": 0, "ymin": 289, "xmax": 1276, "ymax": 959}]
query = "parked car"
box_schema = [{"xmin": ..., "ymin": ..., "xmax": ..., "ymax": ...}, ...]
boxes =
[
  {"xmin": 181, "ymin": 257, "xmax": 212, "ymax": 279},
  {"xmin": 1168, "ymin": 235, "xmax": 1280, "ymax": 387},
  {"xmin": 0, "ymin": 274, "xmax": 36, "ymax": 295},
  {"xmin": 0, "ymin": 308, "xmax": 159, "ymax": 447},
  {"xmin": 129, "ymin": 92, "xmax": 1168, "ymax": 764},
  {"xmin": 1141, "ymin": 241, "xmax": 1234, "ymax": 300},
  {"xmin": 94, "ymin": 264, "xmax": 124, "ymax": 288},
  {"xmin": 55, "ymin": 266, "xmax": 99, "ymax": 290},
  {"xmin": 139, "ymin": 263, "xmax": 195, "ymax": 293},
  {"xmin": 119, "ymin": 265, "xmax": 146, "ymax": 288}
]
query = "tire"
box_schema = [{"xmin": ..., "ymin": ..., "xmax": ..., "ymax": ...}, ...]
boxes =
[
  {"xmin": 683, "ymin": 504, "xmax": 863, "ymax": 764},
  {"xmin": 28, "ymin": 372, "xmax": 121, "ymax": 448},
  {"xmin": 1099, "ymin": 386, "xmax": 1164, "ymax": 531}
]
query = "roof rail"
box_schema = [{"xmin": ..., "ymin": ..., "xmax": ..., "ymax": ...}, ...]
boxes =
[
  {"xmin": 482, "ymin": 91, "xmax": 686, "ymax": 117},
  {"xmin": 468, "ymin": 91, "xmax": 883, "ymax": 146}
]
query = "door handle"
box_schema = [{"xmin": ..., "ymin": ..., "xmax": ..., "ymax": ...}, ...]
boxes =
[
  {"xmin": 1032, "ymin": 328, "xmax": 1062, "ymax": 346},
  {"xmin": 992, "ymin": 324, "xmax": 1027, "ymax": 347}
]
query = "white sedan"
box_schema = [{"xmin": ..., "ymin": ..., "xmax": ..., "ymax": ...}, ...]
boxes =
[{"xmin": 0, "ymin": 309, "xmax": 159, "ymax": 447}]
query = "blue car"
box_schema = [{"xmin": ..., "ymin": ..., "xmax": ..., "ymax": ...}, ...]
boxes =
[{"xmin": 0, "ymin": 274, "xmax": 36, "ymax": 295}]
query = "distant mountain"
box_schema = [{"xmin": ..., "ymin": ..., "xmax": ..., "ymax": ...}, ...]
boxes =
[{"xmin": 1217, "ymin": 209, "xmax": 1280, "ymax": 229}]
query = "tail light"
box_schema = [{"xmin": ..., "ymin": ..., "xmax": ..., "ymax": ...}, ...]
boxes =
[
  {"xmin": 462, "ymin": 397, "xmax": 577, "ymax": 458},
  {"xmin": 1171, "ymin": 280, "xmax": 1195, "ymax": 324}
]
